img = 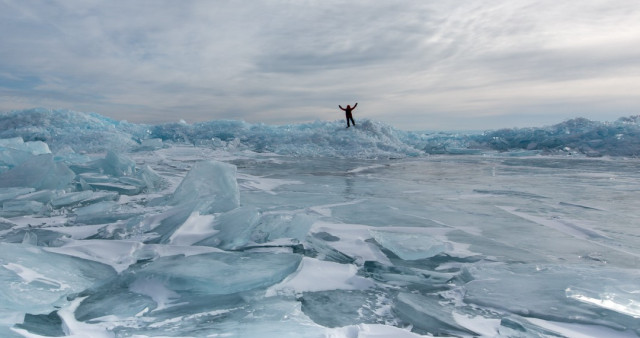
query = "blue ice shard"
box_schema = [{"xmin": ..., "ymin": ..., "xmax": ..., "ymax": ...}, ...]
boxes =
[
  {"xmin": 169, "ymin": 160, "xmax": 240, "ymax": 214},
  {"xmin": 0, "ymin": 154, "xmax": 75, "ymax": 190},
  {"xmin": 370, "ymin": 229, "xmax": 453, "ymax": 260}
]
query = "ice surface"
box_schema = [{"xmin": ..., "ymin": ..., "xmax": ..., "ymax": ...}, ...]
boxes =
[
  {"xmin": 463, "ymin": 263, "xmax": 640, "ymax": 331},
  {"xmin": 1, "ymin": 109, "xmax": 640, "ymax": 336}
]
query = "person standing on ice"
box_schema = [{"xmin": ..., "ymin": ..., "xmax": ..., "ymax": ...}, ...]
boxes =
[{"xmin": 339, "ymin": 103, "xmax": 357, "ymax": 128}]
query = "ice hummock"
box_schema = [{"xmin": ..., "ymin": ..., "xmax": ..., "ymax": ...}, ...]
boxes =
[{"xmin": 4, "ymin": 108, "xmax": 640, "ymax": 157}]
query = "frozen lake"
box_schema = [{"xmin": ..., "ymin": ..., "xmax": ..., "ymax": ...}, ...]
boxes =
[
  {"xmin": 2, "ymin": 143, "xmax": 639, "ymax": 337},
  {"xmin": 1, "ymin": 109, "xmax": 640, "ymax": 337}
]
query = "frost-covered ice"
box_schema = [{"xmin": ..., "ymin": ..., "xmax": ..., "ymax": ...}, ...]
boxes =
[{"xmin": 1, "ymin": 109, "xmax": 640, "ymax": 337}]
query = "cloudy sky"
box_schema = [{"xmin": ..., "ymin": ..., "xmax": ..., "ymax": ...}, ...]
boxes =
[{"xmin": 1, "ymin": 0, "xmax": 639, "ymax": 130}]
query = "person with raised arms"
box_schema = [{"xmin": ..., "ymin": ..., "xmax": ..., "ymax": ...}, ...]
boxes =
[{"xmin": 339, "ymin": 102, "xmax": 358, "ymax": 128}]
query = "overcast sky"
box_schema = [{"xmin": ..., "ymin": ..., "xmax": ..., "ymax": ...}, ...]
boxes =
[{"xmin": 1, "ymin": 0, "xmax": 639, "ymax": 130}]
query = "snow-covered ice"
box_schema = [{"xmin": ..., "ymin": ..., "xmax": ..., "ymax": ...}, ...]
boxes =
[{"xmin": 1, "ymin": 109, "xmax": 640, "ymax": 337}]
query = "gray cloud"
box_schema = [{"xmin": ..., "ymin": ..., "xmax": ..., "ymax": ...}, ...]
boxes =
[{"xmin": 1, "ymin": 0, "xmax": 639, "ymax": 130}]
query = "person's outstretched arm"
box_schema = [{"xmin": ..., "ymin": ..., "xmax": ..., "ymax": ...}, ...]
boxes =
[
  {"xmin": 352, "ymin": 103, "xmax": 358, "ymax": 109},
  {"xmin": 339, "ymin": 105, "xmax": 345, "ymax": 111}
]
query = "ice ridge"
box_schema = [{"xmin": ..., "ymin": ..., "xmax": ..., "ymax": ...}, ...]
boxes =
[{"xmin": 2, "ymin": 108, "xmax": 640, "ymax": 157}]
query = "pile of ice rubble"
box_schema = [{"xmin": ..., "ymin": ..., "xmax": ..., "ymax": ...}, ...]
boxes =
[
  {"xmin": 0, "ymin": 108, "xmax": 423, "ymax": 158},
  {"xmin": 2, "ymin": 108, "xmax": 640, "ymax": 157},
  {"xmin": 2, "ymin": 136, "xmax": 640, "ymax": 336},
  {"xmin": 0, "ymin": 136, "xmax": 434, "ymax": 337}
]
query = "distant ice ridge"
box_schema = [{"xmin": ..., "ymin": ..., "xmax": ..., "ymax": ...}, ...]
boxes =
[
  {"xmin": 470, "ymin": 116, "xmax": 640, "ymax": 157},
  {"xmin": 2, "ymin": 108, "xmax": 640, "ymax": 157}
]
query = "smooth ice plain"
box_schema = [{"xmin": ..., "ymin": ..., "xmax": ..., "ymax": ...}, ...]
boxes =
[{"xmin": 1, "ymin": 109, "xmax": 640, "ymax": 337}]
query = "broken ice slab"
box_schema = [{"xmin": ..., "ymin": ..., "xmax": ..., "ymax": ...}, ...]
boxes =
[
  {"xmin": 45, "ymin": 239, "xmax": 224, "ymax": 274},
  {"xmin": 14, "ymin": 189, "xmax": 57, "ymax": 204},
  {"xmin": 92, "ymin": 207, "xmax": 194, "ymax": 242},
  {"xmin": 76, "ymin": 173, "xmax": 112, "ymax": 184},
  {"xmin": 87, "ymin": 181, "xmax": 141, "ymax": 195},
  {"xmin": 80, "ymin": 167, "xmax": 165, "ymax": 195},
  {"xmin": 308, "ymin": 222, "xmax": 391, "ymax": 265},
  {"xmin": 78, "ymin": 173, "xmax": 143, "ymax": 195},
  {"xmin": 74, "ymin": 251, "xmax": 302, "ymax": 321},
  {"xmin": 394, "ymin": 292, "xmax": 479, "ymax": 336},
  {"xmin": 167, "ymin": 212, "xmax": 217, "ymax": 246},
  {"xmin": 73, "ymin": 201, "xmax": 137, "ymax": 225},
  {"xmin": 0, "ymin": 154, "xmax": 75, "ymax": 190},
  {"xmin": 193, "ymin": 206, "xmax": 260, "ymax": 249},
  {"xmin": 0, "ymin": 242, "xmax": 116, "ymax": 320},
  {"xmin": 140, "ymin": 205, "xmax": 194, "ymax": 244},
  {"xmin": 1, "ymin": 200, "xmax": 45, "ymax": 217},
  {"xmin": 135, "ymin": 251, "xmax": 301, "ymax": 294},
  {"xmin": 101, "ymin": 151, "xmax": 136, "ymax": 177},
  {"xmin": 52, "ymin": 145, "xmax": 92, "ymax": 164},
  {"xmin": 73, "ymin": 201, "xmax": 116, "ymax": 217},
  {"xmin": 0, "ymin": 217, "xmax": 16, "ymax": 231},
  {"xmin": 328, "ymin": 324, "xmax": 430, "ymax": 338},
  {"xmin": 50, "ymin": 191, "xmax": 93, "ymax": 208},
  {"xmin": 50, "ymin": 191, "xmax": 118, "ymax": 208},
  {"xmin": 300, "ymin": 289, "xmax": 396, "ymax": 328},
  {"xmin": 0, "ymin": 137, "xmax": 52, "ymax": 171},
  {"xmin": 136, "ymin": 165, "xmax": 165, "ymax": 192},
  {"xmin": 69, "ymin": 151, "xmax": 136, "ymax": 177},
  {"xmin": 169, "ymin": 160, "xmax": 240, "ymax": 214},
  {"xmin": 254, "ymin": 213, "xmax": 315, "ymax": 243},
  {"xmin": 101, "ymin": 296, "xmax": 327, "ymax": 337},
  {"xmin": 566, "ymin": 286, "xmax": 640, "ymax": 319},
  {"xmin": 0, "ymin": 137, "xmax": 28, "ymax": 148},
  {"xmin": 136, "ymin": 138, "xmax": 164, "ymax": 151},
  {"xmin": 13, "ymin": 310, "xmax": 65, "ymax": 337},
  {"xmin": 362, "ymin": 260, "xmax": 457, "ymax": 289},
  {"xmin": 0, "ymin": 148, "xmax": 36, "ymax": 171},
  {"xmin": 191, "ymin": 209, "xmax": 315, "ymax": 250},
  {"xmin": 0, "ymin": 187, "xmax": 35, "ymax": 203},
  {"xmin": 370, "ymin": 229, "xmax": 453, "ymax": 260},
  {"xmin": 0, "ymin": 228, "xmax": 68, "ymax": 247},
  {"xmin": 0, "ymin": 137, "xmax": 51, "ymax": 155},
  {"xmin": 266, "ymin": 257, "xmax": 374, "ymax": 297},
  {"xmin": 118, "ymin": 176, "xmax": 146, "ymax": 187}
]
